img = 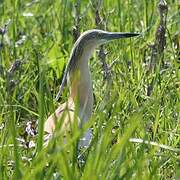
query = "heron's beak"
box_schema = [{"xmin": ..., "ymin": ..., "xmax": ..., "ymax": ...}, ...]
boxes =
[{"xmin": 104, "ymin": 32, "xmax": 140, "ymax": 41}]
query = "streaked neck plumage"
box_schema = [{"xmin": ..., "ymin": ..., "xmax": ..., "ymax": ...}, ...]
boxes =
[{"xmin": 68, "ymin": 42, "xmax": 96, "ymax": 123}]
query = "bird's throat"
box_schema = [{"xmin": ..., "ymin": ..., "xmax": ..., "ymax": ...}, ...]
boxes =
[{"xmin": 69, "ymin": 65, "xmax": 93, "ymax": 122}]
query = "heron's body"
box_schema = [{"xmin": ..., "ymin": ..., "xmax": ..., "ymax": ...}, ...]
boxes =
[{"xmin": 44, "ymin": 29, "xmax": 139, "ymax": 147}]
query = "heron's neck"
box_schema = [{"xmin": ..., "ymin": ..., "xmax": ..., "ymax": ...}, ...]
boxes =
[{"xmin": 69, "ymin": 50, "xmax": 94, "ymax": 122}]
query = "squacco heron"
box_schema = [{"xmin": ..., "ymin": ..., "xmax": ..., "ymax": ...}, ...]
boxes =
[{"xmin": 44, "ymin": 29, "xmax": 139, "ymax": 147}]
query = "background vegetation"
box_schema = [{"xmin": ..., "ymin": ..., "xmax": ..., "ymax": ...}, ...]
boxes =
[{"xmin": 0, "ymin": 0, "xmax": 179, "ymax": 179}]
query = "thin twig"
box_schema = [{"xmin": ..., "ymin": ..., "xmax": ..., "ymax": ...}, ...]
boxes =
[
  {"xmin": 93, "ymin": 0, "xmax": 111, "ymax": 81},
  {"xmin": 147, "ymin": 0, "xmax": 168, "ymax": 96},
  {"xmin": 72, "ymin": 0, "xmax": 81, "ymax": 42}
]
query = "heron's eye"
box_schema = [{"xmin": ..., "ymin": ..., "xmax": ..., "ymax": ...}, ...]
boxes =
[
  {"xmin": 98, "ymin": 33, "xmax": 102, "ymax": 38},
  {"xmin": 89, "ymin": 32, "xmax": 96, "ymax": 39}
]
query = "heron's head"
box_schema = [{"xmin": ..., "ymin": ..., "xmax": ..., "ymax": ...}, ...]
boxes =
[{"xmin": 76, "ymin": 29, "xmax": 139, "ymax": 47}]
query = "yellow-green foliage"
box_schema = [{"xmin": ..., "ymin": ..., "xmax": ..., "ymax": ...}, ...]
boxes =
[{"xmin": 0, "ymin": 0, "xmax": 179, "ymax": 179}]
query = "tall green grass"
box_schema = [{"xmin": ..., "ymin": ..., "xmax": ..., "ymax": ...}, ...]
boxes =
[{"xmin": 0, "ymin": 0, "xmax": 179, "ymax": 179}]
